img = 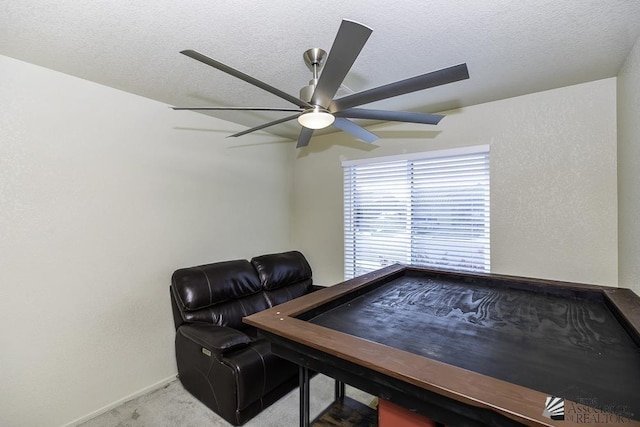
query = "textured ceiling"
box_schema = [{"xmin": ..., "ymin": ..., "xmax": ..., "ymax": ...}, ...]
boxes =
[{"xmin": 2, "ymin": 1, "xmax": 640, "ymax": 141}]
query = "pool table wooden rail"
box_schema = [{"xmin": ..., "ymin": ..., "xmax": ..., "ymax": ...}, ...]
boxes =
[{"xmin": 244, "ymin": 264, "xmax": 640, "ymax": 427}]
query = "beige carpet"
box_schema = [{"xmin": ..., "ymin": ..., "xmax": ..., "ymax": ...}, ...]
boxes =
[{"xmin": 78, "ymin": 374, "xmax": 372, "ymax": 427}]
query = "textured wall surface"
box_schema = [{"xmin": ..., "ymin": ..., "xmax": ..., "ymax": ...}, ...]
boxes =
[
  {"xmin": 291, "ymin": 79, "xmax": 618, "ymax": 287},
  {"xmin": 617, "ymin": 36, "xmax": 640, "ymax": 295},
  {"xmin": 0, "ymin": 55, "xmax": 292, "ymax": 427}
]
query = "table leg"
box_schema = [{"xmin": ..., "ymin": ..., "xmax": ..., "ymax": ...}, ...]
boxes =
[
  {"xmin": 299, "ymin": 366, "xmax": 310, "ymax": 427},
  {"xmin": 334, "ymin": 380, "xmax": 345, "ymax": 400}
]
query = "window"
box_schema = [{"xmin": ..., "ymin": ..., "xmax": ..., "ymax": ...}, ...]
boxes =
[{"xmin": 343, "ymin": 146, "xmax": 490, "ymax": 279}]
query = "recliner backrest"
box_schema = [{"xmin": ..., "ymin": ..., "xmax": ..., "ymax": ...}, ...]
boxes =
[
  {"xmin": 170, "ymin": 251, "xmax": 313, "ymax": 331},
  {"xmin": 251, "ymin": 250, "xmax": 313, "ymax": 307},
  {"xmin": 171, "ymin": 259, "xmax": 268, "ymax": 331}
]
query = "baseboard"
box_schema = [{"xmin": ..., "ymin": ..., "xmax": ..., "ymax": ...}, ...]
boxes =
[{"xmin": 63, "ymin": 374, "xmax": 178, "ymax": 426}]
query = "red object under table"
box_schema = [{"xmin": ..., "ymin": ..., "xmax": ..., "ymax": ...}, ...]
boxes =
[{"xmin": 378, "ymin": 399, "xmax": 438, "ymax": 427}]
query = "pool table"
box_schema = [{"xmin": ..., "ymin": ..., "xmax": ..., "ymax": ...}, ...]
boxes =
[{"xmin": 244, "ymin": 265, "xmax": 640, "ymax": 426}]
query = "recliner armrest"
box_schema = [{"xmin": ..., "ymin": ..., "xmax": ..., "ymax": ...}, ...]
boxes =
[{"xmin": 177, "ymin": 323, "xmax": 252, "ymax": 354}]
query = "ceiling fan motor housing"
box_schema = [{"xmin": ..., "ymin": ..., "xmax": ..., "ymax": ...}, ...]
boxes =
[
  {"xmin": 300, "ymin": 48, "xmax": 327, "ymax": 103},
  {"xmin": 300, "ymin": 78, "xmax": 319, "ymax": 103}
]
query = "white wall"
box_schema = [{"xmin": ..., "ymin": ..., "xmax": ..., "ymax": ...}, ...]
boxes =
[
  {"xmin": 618, "ymin": 35, "xmax": 640, "ymax": 296},
  {"xmin": 0, "ymin": 55, "xmax": 292, "ymax": 427},
  {"xmin": 292, "ymin": 78, "xmax": 618, "ymax": 287}
]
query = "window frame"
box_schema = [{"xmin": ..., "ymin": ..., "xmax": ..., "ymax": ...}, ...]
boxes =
[{"xmin": 343, "ymin": 145, "xmax": 490, "ymax": 279}]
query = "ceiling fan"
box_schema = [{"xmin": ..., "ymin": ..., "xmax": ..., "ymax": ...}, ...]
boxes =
[{"xmin": 173, "ymin": 19, "xmax": 469, "ymax": 148}]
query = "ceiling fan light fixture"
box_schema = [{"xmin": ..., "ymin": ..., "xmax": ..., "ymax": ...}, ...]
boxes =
[{"xmin": 297, "ymin": 106, "xmax": 335, "ymax": 129}]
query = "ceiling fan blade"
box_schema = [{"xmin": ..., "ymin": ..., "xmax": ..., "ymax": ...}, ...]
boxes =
[
  {"xmin": 181, "ymin": 50, "xmax": 313, "ymax": 109},
  {"xmin": 172, "ymin": 106, "xmax": 303, "ymax": 112},
  {"xmin": 296, "ymin": 127, "xmax": 315, "ymax": 148},
  {"xmin": 331, "ymin": 63, "xmax": 469, "ymax": 111},
  {"xmin": 332, "ymin": 117, "xmax": 379, "ymax": 144},
  {"xmin": 335, "ymin": 108, "xmax": 444, "ymax": 125},
  {"xmin": 228, "ymin": 113, "xmax": 301, "ymax": 138},
  {"xmin": 311, "ymin": 20, "xmax": 373, "ymax": 108}
]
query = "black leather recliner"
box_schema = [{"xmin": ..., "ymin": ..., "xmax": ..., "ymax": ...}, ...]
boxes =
[{"xmin": 169, "ymin": 251, "xmax": 314, "ymax": 425}]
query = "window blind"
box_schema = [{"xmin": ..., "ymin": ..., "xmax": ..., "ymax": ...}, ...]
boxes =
[{"xmin": 343, "ymin": 147, "xmax": 490, "ymax": 279}]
